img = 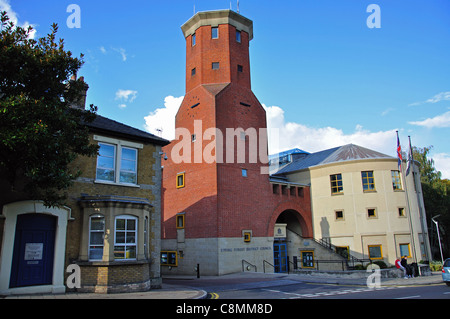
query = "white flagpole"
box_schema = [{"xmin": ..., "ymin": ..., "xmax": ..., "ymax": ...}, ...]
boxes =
[
  {"xmin": 409, "ymin": 136, "xmax": 431, "ymax": 262},
  {"xmin": 398, "ymin": 132, "xmax": 418, "ymax": 263}
]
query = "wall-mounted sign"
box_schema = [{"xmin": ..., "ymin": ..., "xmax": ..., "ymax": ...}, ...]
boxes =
[
  {"xmin": 274, "ymin": 223, "xmax": 287, "ymax": 238},
  {"xmin": 24, "ymin": 243, "xmax": 44, "ymax": 261}
]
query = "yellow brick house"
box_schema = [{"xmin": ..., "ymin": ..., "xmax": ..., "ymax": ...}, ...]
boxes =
[{"xmin": 0, "ymin": 81, "xmax": 169, "ymax": 295}]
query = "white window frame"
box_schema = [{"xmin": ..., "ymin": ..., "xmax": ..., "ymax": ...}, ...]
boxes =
[
  {"xmin": 94, "ymin": 135, "xmax": 142, "ymax": 187},
  {"xmin": 88, "ymin": 214, "xmax": 105, "ymax": 261},
  {"xmin": 114, "ymin": 215, "xmax": 138, "ymax": 261}
]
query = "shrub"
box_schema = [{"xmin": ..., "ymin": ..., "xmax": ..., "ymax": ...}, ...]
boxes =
[
  {"xmin": 373, "ymin": 261, "xmax": 388, "ymax": 269},
  {"xmin": 429, "ymin": 260, "xmax": 443, "ymax": 272}
]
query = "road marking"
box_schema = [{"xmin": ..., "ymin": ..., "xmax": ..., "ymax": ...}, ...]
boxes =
[
  {"xmin": 396, "ymin": 295, "xmax": 421, "ymax": 299},
  {"xmin": 264, "ymin": 284, "xmax": 414, "ymax": 299},
  {"xmin": 208, "ymin": 292, "xmax": 219, "ymax": 299}
]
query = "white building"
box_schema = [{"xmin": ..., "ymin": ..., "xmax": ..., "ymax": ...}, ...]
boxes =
[{"xmin": 271, "ymin": 144, "xmax": 431, "ymax": 265}]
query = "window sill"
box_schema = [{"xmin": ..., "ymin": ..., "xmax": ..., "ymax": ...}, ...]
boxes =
[
  {"xmin": 77, "ymin": 260, "xmax": 149, "ymax": 267},
  {"xmin": 94, "ymin": 180, "xmax": 140, "ymax": 188}
]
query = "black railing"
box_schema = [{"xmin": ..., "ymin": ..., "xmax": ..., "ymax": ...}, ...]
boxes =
[
  {"xmin": 263, "ymin": 260, "xmax": 275, "ymax": 273},
  {"xmin": 310, "ymin": 237, "xmax": 371, "ymax": 269},
  {"xmin": 242, "ymin": 259, "xmax": 257, "ymax": 272}
]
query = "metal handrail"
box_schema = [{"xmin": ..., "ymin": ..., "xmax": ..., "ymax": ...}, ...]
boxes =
[
  {"xmin": 263, "ymin": 260, "xmax": 274, "ymax": 273},
  {"xmin": 242, "ymin": 259, "xmax": 257, "ymax": 272}
]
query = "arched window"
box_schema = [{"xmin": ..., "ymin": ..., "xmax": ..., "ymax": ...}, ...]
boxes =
[
  {"xmin": 114, "ymin": 215, "xmax": 138, "ymax": 260},
  {"xmin": 89, "ymin": 214, "xmax": 105, "ymax": 261}
]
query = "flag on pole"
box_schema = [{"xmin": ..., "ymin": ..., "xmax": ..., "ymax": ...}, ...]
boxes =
[
  {"xmin": 396, "ymin": 131, "xmax": 402, "ymax": 170},
  {"xmin": 406, "ymin": 136, "xmax": 413, "ymax": 176}
]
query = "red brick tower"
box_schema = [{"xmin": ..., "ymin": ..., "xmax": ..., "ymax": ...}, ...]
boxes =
[{"xmin": 162, "ymin": 10, "xmax": 312, "ymax": 275}]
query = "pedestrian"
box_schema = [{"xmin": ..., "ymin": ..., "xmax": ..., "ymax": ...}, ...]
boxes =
[
  {"xmin": 401, "ymin": 255, "xmax": 412, "ymax": 278},
  {"xmin": 395, "ymin": 257, "xmax": 407, "ymax": 278}
]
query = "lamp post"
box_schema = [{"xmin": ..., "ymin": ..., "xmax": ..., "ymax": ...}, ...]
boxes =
[{"xmin": 432, "ymin": 215, "xmax": 444, "ymax": 264}]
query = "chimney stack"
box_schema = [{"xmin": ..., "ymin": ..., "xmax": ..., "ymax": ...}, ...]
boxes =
[{"xmin": 68, "ymin": 75, "xmax": 89, "ymax": 110}]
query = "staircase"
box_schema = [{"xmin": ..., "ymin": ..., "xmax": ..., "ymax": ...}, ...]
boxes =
[{"xmin": 287, "ymin": 229, "xmax": 371, "ymax": 271}]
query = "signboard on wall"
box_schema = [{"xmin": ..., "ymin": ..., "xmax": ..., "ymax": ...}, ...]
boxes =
[
  {"xmin": 274, "ymin": 223, "xmax": 287, "ymax": 239},
  {"xmin": 24, "ymin": 243, "xmax": 44, "ymax": 261}
]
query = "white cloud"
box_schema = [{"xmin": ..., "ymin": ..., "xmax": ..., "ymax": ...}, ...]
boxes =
[
  {"xmin": 115, "ymin": 89, "xmax": 138, "ymax": 109},
  {"xmin": 99, "ymin": 46, "xmax": 107, "ymax": 54},
  {"xmin": 425, "ymin": 91, "xmax": 450, "ymax": 104},
  {"xmin": 264, "ymin": 104, "xmax": 397, "ymax": 156},
  {"xmin": 408, "ymin": 111, "xmax": 450, "ymax": 128},
  {"xmin": 433, "ymin": 153, "xmax": 450, "ymax": 180},
  {"xmin": 113, "ymin": 47, "xmax": 127, "ymax": 61},
  {"xmin": 144, "ymin": 96, "xmax": 183, "ymax": 140},
  {"xmin": 0, "ymin": 0, "xmax": 36, "ymax": 39},
  {"xmin": 115, "ymin": 89, "xmax": 137, "ymax": 101},
  {"xmin": 409, "ymin": 91, "xmax": 450, "ymax": 106},
  {"xmin": 143, "ymin": 95, "xmax": 399, "ymax": 158}
]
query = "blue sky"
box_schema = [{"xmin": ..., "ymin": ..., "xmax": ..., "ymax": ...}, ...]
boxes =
[{"xmin": 3, "ymin": 0, "xmax": 450, "ymax": 178}]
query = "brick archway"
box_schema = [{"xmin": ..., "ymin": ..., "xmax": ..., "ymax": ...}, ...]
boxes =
[{"xmin": 267, "ymin": 200, "xmax": 313, "ymax": 238}]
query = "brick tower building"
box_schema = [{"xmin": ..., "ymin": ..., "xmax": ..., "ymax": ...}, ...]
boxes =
[{"xmin": 161, "ymin": 10, "xmax": 312, "ymax": 275}]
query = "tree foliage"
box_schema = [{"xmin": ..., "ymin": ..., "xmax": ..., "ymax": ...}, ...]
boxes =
[
  {"xmin": 412, "ymin": 145, "xmax": 450, "ymax": 259},
  {"xmin": 0, "ymin": 11, "xmax": 98, "ymax": 207}
]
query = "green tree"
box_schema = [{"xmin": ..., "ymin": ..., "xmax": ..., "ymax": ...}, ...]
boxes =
[
  {"xmin": 412, "ymin": 146, "xmax": 450, "ymax": 259},
  {"xmin": 0, "ymin": 11, "xmax": 98, "ymax": 207}
]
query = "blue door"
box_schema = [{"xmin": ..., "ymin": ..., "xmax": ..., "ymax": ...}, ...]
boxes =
[
  {"xmin": 273, "ymin": 242, "xmax": 287, "ymax": 273},
  {"xmin": 10, "ymin": 214, "xmax": 56, "ymax": 288}
]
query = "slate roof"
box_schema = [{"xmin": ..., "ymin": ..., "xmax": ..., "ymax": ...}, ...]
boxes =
[
  {"xmin": 273, "ymin": 144, "xmax": 394, "ymax": 175},
  {"xmin": 85, "ymin": 114, "xmax": 170, "ymax": 146},
  {"xmin": 268, "ymin": 148, "xmax": 310, "ymax": 160}
]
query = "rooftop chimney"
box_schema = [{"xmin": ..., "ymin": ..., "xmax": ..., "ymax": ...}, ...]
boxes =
[{"xmin": 68, "ymin": 75, "xmax": 89, "ymax": 110}]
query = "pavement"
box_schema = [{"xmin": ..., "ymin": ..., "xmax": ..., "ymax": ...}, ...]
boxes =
[{"xmin": 3, "ymin": 271, "xmax": 446, "ymax": 299}]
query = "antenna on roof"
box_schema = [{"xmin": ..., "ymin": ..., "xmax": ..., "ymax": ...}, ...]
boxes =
[
  {"xmin": 237, "ymin": 0, "xmax": 240, "ymax": 13},
  {"xmin": 156, "ymin": 128, "xmax": 163, "ymax": 137},
  {"xmin": 193, "ymin": 3, "xmax": 196, "ymax": 15}
]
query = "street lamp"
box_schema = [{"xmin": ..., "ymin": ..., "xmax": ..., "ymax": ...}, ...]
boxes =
[{"xmin": 432, "ymin": 215, "xmax": 444, "ymax": 264}]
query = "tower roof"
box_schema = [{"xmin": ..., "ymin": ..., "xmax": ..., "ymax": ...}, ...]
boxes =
[{"xmin": 181, "ymin": 9, "xmax": 253, "ymax": 40}]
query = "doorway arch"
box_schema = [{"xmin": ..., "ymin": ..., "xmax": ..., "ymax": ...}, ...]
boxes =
[{"xmin": 0, "ymin": 201, "xmax": 70, "ymax": 295}]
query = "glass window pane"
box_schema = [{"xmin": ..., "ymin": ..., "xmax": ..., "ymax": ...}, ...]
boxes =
[
  {"xmin": 90, "ymin": 232, "xmax": 104, "ymax": 245},
  {"xmin": 99, "ymin": 144, "xmax": 115, "ymax": 157},
  {"xmin": 114, "ymin": 246, "xmax": 125, "ymax": 259},
  {"xmin": 121, "ymin": 148, "xmax": 137, "ymax": 161},
  {"xmin": 369, "ymin": 246, "xmax": 382, "ymax": 259},
  {"xmin": 97, "ymin": 156, "xmax": 114, "ymax": 169},
  {"xmin": 126, "ymin": 246, "xmax": 136, "ymax": 259},
  {"xmin": 116, "ymin": 231, "xmax": 125, "ymax": 243},
  {"xmin": 126, "ymin": 219, "xmax": 136, "ymax": 231},
  {"xmin": 120, "ymin": 159, "xmax": 136, "ymax": 172},
  {"xmin": 212, "ymin": 27, "xmax": 218, "ymax": 39},
  {"xmin": 96, "ymin": 168, "xmax": 115, "ymax": 182},
  {"xmin": 89, "ymin": 247, "xmax": 104, "ymax": 260},
  {"xmin": 90, "ymin": 216, "xmax": 105, "ymax": 231},
  {"xmin": 120, "ymin": 171, "xmax": 137, "ymax": 184},
  {"xmin": 126, "ymin": 232, "xmax": 136, "ymax": 244},
  {"xmin": 116, "ymin": 219, "xmax": 125, "ymax": 230},
  {"xmin": 400, "ymin": 244, "xmax": 410, "ymax": 257}
]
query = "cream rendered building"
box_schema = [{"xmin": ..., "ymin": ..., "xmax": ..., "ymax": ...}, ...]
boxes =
[{"xmin": 271, "ymin": 144, "xmax": 431, "ymax": 266}]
